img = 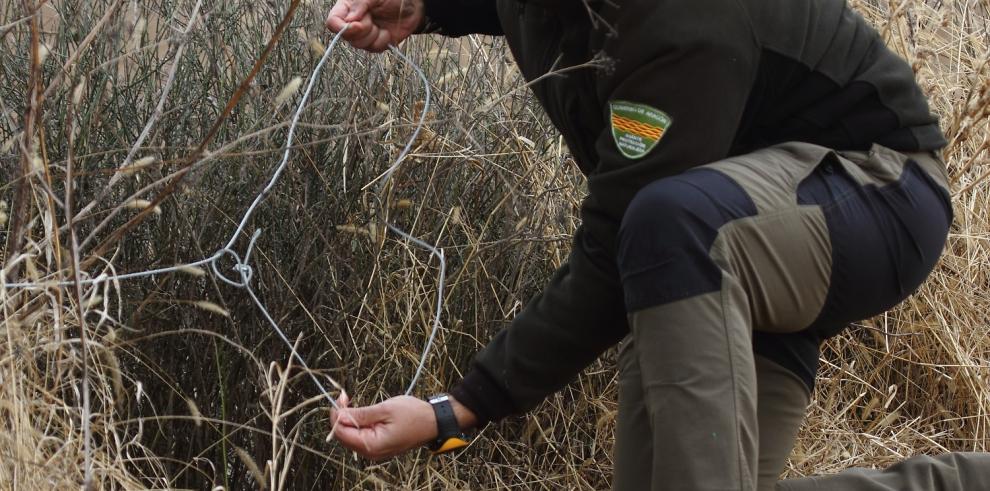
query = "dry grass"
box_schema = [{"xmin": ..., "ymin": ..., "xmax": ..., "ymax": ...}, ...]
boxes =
[{"xmin": 1, "ymin": 0, "xmax": 988, "ymax": 489}]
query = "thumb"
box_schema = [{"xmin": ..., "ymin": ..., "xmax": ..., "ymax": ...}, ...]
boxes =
[
  {"xmin": 340, "ymin": 403, "xmax": 389, "ymax": 427},
  {"xmin": 329, "ymin": 391, "xmax": 348, "ymax": 422}
]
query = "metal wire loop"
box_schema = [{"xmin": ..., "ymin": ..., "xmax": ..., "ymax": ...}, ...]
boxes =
[{"xmin": 2, "ymin": 24, "xmax": 443, "ymax": 410}]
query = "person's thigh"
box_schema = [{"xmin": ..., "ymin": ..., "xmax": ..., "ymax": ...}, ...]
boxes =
[{"xmin": 704, "ymin": 142, "xmax": 952, "ymax": 374}]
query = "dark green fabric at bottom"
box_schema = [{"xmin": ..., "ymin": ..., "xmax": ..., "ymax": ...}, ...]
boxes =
[{"xmin": 776, "ymin": 453, "xmax": 990, "ymax": 491}]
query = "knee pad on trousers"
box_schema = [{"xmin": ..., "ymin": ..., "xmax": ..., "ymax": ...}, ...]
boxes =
[{"xmin": 617, "ymin": 168, "xmax": 757, "ymax": 312}]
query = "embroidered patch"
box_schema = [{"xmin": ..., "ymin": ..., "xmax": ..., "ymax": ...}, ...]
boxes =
[{"xmin": 609, "ymin": 100, "xmax": 672, "ymax": 159}]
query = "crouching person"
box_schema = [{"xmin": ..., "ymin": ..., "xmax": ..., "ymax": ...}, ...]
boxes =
[{"xmin": 326, "ymin": 0, "xmax": 990, "ymax": 489}]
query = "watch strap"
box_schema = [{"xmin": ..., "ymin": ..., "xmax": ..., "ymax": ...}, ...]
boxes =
[{"xmin": 427, "ymin": 394, "xmax": 469, "ymax": 454}]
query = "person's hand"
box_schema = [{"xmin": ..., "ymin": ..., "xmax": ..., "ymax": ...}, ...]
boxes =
[
  {"xmin": 325, "ymin": 0, "xmax": 424, "ymax": 53},
  {"xmin": 330, "ymin": 393, "xmax": 437, "ymax": 460},
  {"xmin": 330, "ymin": 392, "xmax": 479, "ymax": 460}
]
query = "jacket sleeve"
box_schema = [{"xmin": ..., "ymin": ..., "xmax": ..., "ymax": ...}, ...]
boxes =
[
  {"xmin": 451, "ymin": 220, "xmax": 629, "ymax": 423},
  {"xmin": 451, "ymin": 0, "xmax": 759, "ymax": 424},
  {"xmin": 419, "ymin": 0, "xmax": 503, "ymax": 37}
]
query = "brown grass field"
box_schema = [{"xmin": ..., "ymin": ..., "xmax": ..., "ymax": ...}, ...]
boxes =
[{"xmin": 1, "ymin": 0, "xmax": 988, "ymax": 489}]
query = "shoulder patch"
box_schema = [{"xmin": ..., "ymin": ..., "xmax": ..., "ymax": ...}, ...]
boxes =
[{"xmin": 609, "ymin": 100, "xmax": 672, "ymax": 159}]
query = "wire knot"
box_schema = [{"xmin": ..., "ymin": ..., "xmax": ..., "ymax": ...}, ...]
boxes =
[{"xmin": 210, "ymin": 229, "xmax": 261, "ymax": 288}]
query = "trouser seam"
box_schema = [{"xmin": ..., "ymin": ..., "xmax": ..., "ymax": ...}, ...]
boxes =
[{"xmin": 721, "ymin": 278, "xmax": 749, "ymax": 489}]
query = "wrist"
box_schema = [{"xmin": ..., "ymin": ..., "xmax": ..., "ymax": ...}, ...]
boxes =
[
  {"xmin": 425, "ymin": 393, "xmax": 473, "ymax": 454},
  {"xmin": 448, "ymin": 395, "xmax": 478, "ymax": 431}
]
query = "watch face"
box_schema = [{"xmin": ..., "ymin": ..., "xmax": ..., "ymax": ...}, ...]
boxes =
[{"xmin": 429, "ymin": 394, "xmax": 449, "ymax": 404}]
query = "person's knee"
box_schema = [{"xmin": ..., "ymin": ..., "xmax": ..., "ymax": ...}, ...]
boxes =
[
  {"xmin": 618, "ymin": 178, "xmax": 720, "ymax": 308},
  {"xmin": 620, "ymin": 177, "xmax": 709, "ymax": 250},
  {"xmin": 617, "ymin": 170, "xmax": 756, "ymax": 311}
]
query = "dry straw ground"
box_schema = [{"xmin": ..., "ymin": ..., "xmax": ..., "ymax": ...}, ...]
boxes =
[{"xmin": 1, "ymin": 0, "xmax": 988, "ymax": 489}]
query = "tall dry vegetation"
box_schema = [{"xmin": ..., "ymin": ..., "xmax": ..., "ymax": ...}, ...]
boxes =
[{"xmin": 0, "ymin": 0, "xmax": 987, "ymax": 489}]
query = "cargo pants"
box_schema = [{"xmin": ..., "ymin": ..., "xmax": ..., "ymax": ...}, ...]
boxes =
[{"xmin": 612, "ymin": 142, "xmax": 990, "ymax": 490}]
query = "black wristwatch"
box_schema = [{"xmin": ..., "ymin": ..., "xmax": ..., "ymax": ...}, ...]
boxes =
[{"xmin": 426, "ymin": 394, "xmax": 470, "ymax": 454}]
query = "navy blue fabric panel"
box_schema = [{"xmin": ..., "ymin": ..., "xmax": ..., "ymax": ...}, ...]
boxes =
[
  {"xmin": 798, "ymin": 157, "xmax": 953, "ymax": 340},
  {"xmin": 752, "ymin": 330, "xmax": 821, "ymax": 391},
  {"xmin": 618, "ymin": 168, "xmax": 758, "ymax": 312}
]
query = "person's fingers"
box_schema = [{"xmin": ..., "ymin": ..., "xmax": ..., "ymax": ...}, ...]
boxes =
[
  {"xmin": 344, "ymin": 403, "xmax": 390, "ymax": 427},
  {"xmin": 325, "ymin": 3, "xmax": 347, "ymax": 30},
  {"xmin": 325, "ymin": 16, "xmax": 347, "ymax": 33},
  {"xmin": 326, "ymin": 0, "xmax": 413, "ymax": 52},
  {"xmin": 334, "ymin": 424, "xmax": 386, "ymax": 459},
  {"xmin": 367, "ymin": 28, "xmax": 392, "ymax": 53},
  {"xmin": 337, "ymin": 393, "xmax": 365, "ymax": 428},
  {"xmin": 332, "ymin": 408, "xmax": 377, "ymax": 429},
  {"xmin": 332, "ymin": 6, "xmax": 373, "ymax": 43},
  {"xmin": 350, "ymin": 21, "xmax": 381, "ymax": 50},
  {"xmin": 333, "ymin": 423, "xmax": 366, "ymax": 449},
  {"xmin": 329, "ymin": 391, "xmax": 351, "ymax": 427}
]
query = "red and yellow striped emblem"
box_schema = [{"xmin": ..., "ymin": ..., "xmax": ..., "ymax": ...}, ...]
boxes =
[
  {"xmin": 609, "ymin": 100, "xmax": 673, "ymax": 159},
  {"xmin": 611, "ymin": 114, "xmax": 664, "ymax": 141}
]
